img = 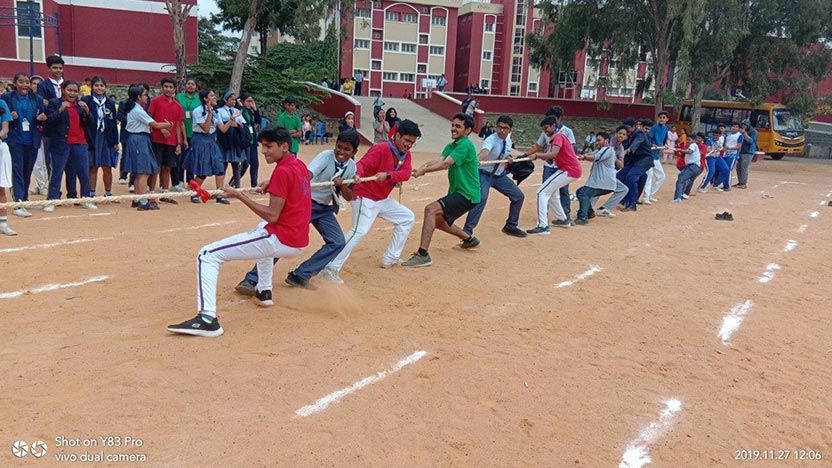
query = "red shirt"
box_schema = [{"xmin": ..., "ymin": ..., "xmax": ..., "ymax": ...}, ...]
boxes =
[
  {"xmin": 266, "ymin": 155, "xmax": 312, "ymax": 248},
  {"xmin": 697, "ymin": 142, "xmax": 708, "ymax": 168},
  {"xmin": 550, "ymin": 133, "xmax": 582, "ymax": 178},
  {"xmin": 148, "ymin": 95, "xmax": 185, "ymax": 146},
  {"xmin": 354, "ymin": 142, "xmax": 413, "ymax": 201},
  {"xmin": 66, "ymin": 105, "xmax": 87, "ymax": 145}
]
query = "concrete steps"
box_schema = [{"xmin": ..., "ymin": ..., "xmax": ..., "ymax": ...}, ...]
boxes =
[{"xmin": 353, "ymin": 96, "xmax": 452, "ymax": 153}]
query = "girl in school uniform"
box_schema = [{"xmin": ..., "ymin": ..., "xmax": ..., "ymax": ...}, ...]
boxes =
[
  {"xmin": 215, "ymin": 91, "xmax": 246, "ymax": 189},
  {"xmin": 0, "ymin": 97, "xmax": 16, "ymax": 235},
  {"xmin": 185, "ymin": 89, "xmax": 232, "ymax": 204},
  {"xmin": 82, "ymin": 76, "xmax": 119, "ymax": 198},
  {"xmin": 238, "ymin": 92, "xmax": 261, "ymax": 188},
  {"xmin": 43, "ymin": 80, "xmax": 97, "ymax": 212},
  {"xmin": 122, "ymin": 84, "xmax": 174, "ymax": 211}
]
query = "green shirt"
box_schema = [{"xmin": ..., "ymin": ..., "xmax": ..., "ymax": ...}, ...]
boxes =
[
  {"xmin": 176, "ymin": 92, "xmax": 201, "ymax": 138},
  {"xmin": 441, "ymin": 135, "xmax": 480, "ymax": 203},
  {"xmin": 277, "ymin": 111, "xmax": 302, "ymax": 153}
]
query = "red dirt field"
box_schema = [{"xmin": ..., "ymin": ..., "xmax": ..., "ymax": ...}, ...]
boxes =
[{"xmin": 1, "ymin": 143, "xmax": 830, "ymax": 468}]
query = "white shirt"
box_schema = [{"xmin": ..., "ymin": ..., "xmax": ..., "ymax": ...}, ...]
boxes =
[
  {"xmin": 480, "ymin": 132, "xmax": 512, "ymax": 177},
  {"xmin": 50, "ymin": 78, "xmax": 63, "ymax": 98},
  {"xmin": 685, "ymin": 142, "xmax": 701, "ymax": 167},
  {"xmin": 306, "ymin": 150, "xmax": 357, "ymax": 205}
]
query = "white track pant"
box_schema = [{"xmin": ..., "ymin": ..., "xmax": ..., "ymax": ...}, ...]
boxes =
[
  {"xmin": 197, "ymin": 222, "xmax": 303, "ymax": 317},
  {"xmin": 326, "ymin": 196, "xmax": 415, "ymax": 271},
  {"xmin": 643, "ymin": 159, "xmax": 665, "ymax": 199},
  {"xmin": 536, "ymin": 170, "xmax": 577, "ymax": 226},
  {"xmin": 33, "ymin": 145, "xmax": 48, "ymax": 191}
]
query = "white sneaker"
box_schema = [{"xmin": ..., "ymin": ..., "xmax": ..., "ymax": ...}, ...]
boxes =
[
  {"xmin": 118, "ymin": 178, "xmax": 127, "ymax": 185},
  {"xmin": 0, "ymin": 223, "xmax": 17, "ymax": 236},
  {"xmin": 43, "ymin": 204, "xmax": 55, "ymax": 213},
  {"xmin": 697, "ymin": 187, "xmax": 707, "ymax": 193},
  {"xmin": 320, "ymin": 268, "xmax": 344, "ymax": 284},
  {"xmin": 640, "ymin": 198, "xmax": 652, "ymax": 205},
  {"xmin": 172, "ymin": 183, "xmax": 186, "ymax": 193},
  {"xmin": 13, "ymin": 208, "xmax": 32, "ymax": 218},
  {"xmin": 29, "ymin": 187, "xmax": 39, "ymax": 195},
  {"xmin": 81, "ymin": 202, "xmax": 98, "ymax": 210},
  {"xmin": 129, "ymin": 185, "xmax": 135, "ymax": 193},
  {"xmin": 381, "ymin": 258, "xmax": 400, "ymax": 269},
  {"xmin": 597, "ymin": 208, "xmax": 616, "ymax": 218},
  {"xmin": 681, "ymin": 194, "xmax": 689, "ymax": 200},
  {"xmin": 650, "ymin": 197, "xmax": 658, "ymax": 202}
]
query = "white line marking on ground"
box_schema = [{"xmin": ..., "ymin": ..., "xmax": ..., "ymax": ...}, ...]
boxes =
[
  {"xmin": 798, "ymin": 225, "xmax": 808, "ymax": 233},
  {"xmin": 771, "ymin": 181, "xmax": 808, "ymax": 189},
  {"xmin": 295, "ymin": 350, "xmax": 427, "ymax": 418},
  {"xmin": 810, "ymin": 211, "xmax": 820, "ymax": 218},
  {"xmin": 718, "ymin": 300, "xmax": 754, "ymax": 344},
  {"xmin": 0, "ymin": 275, "xmax": 109, "ymax": 299},
  {"xmin": 826, "ymin": 192, "xmax": 831, "ymax": 198},
  {"xmin": 556, "ymin": 265, "xmax": 601, "ymax": 288},
  {"xmin": 32, "ymin": 212, "xmax": 112, "ymax": 222},
  {"xmin": 618, "ymin": 399, "xmax": 683, "ymax": 468},
  {"xmin": 758, "ymin": 263, "xmax": 781, "ymax": 283},
  {"xmin": 0, "ymin": 237, "xmax": 113, "ymax": 254},
  {"xmin": 159, "ymin": 221, "xmax": 238, "ymax": 233},
  {"xmin": 784, "ymin": 240, "xmax": 798, "ymax": 252}
]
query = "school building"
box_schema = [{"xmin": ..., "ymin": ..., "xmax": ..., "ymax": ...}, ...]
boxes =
[{"xmin": 0, "ymin": 0, "xmax": 198, "ymax": 85}]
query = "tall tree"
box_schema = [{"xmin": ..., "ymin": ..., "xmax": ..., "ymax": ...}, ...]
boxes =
[
  {"xmin": 529, "ymin": 0, "xmax": 685, "ymax": 117},
  {"xmin": 228, "ymin": 0, "xmax": 266, "ymax": 95},
  {"xmin": 198, "ymin": 17, "xmax": 238, "ymax": 57},
  {"xmin": 163, "ymin": 0, "xmax": 194, "ymax": 89}
]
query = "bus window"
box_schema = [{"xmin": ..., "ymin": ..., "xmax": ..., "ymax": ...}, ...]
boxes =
[
  {"xmin": 680, "ymin": 106, "xmax": 692, "ymax": 122},
  {"xmin": 699, "ymin": 108, "xmax": 715, "ymax": 124},
  {"xmin": 750, "ymin": 110, "xmax": 770, "ymax": 129},
  {"xmin": 714, "ymin": 108, "xmax": 733, "ymax": 124},
  {"xmin": 734, "ymin": 109, "xmax": 750, "ymax": 123}
]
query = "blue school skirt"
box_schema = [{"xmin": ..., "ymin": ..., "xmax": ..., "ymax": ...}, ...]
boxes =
[
  {"xmin": 89, "ymin": 130, "xmax": 117, "ymax": 168},
  {"xmin": 187, "ymin": 132, "xmax": 224, "ymax": 177},
  {"xmin": 124, "ymin": 132, "xmax": 158, "ymax": 175},
  {"xmin": 222, "ymin": 146, "xmax": 245, "ymax": 164}
]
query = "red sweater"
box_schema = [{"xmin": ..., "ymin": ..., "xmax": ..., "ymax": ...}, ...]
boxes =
[{"xmin": 354, "ymin": 142, "xmax": 413, "ymax": 201}]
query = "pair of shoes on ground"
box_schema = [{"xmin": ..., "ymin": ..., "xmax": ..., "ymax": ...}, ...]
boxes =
[
  {"xmin": 715, "ymin": 211, "xmax": 734, "ymax": 221},
  {"xmin": 13, "ymin": 208, "xmax": 32, "ymax": 218},
  {"xmin": 0, "ymin": 223, "xmax": 17, "ymax": 236}
]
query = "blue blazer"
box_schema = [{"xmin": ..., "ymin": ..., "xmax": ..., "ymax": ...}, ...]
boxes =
[
  {"xmin": 1, "ymin": 91, "xmax": 45, "ymax": 149},
  {"xmin": 81, "ymin": 95, "xmax": 119, "ymax": 148},
  {"xmin": 36, "ymin": 79, "xmax": 60, "ymax": 102},
  {"xmin": 45, "ymin": 98, "xmax": 92, "ymax": 145}
]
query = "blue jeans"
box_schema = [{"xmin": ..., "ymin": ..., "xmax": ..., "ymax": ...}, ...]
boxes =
[
  {"xmin": 239, "ymin": 144, "xmax": 259, "ymax": 187},
  {"xmin": 576, "ymin": 186, "xmax": 613, "ymax": 219},
  {"xmin": 617, "ymin": 158, "xmax": 653, "ymax": 207},
  {"xmin": 699, "ymin": 156, "xmax": 729, "ymax": 189},
  {"xmin": 722, "ymin": 155, "xmax": 737, "ymax": 188},
  {"xmin": 674, "ymin": 164, "xmax": 703, "ymax": 200},
  {"xmin": 48, "ymin": 141, "xmax": 90, "ymax": 200},
  {"xmin": 463, "ymin": 170, "xmax": 524, "ymax": 234},
  {"xmin": 8, "ymin": 142, "xmax": 38, "ymax": 201},
  {"xmin": 542, "ymin": 166, "xmax": 570, "ymax": 218},
  {"xmin": 245, "ymin": 202, "xmax": 346, "ymax": 283}
]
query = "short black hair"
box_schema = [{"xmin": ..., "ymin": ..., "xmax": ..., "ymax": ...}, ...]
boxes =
[
  {"xmin": 730, "ymin": 122, "xmax": 739, "ymax": 126},
  {"xmin": 597, "ymin": 131, "xmax": 610, "ymax": 141},
  {"xmin": 696, "ymin": 132, "xmax": 707, "ymax": 139},
  {"xmin": 161, "ymin": 78, "xmax": 176, "ymax": 86},
  {"xmin": 46, "ymin": 55, "xmax": 64, "ymax": 67},
  {"xmin": 258, "ymin": 125, "xmax": 292, "ymax": 146},
  {"xmin": 496, "ymin": 115, "xmax": 513, "ymax": 128},
  {"xmin": 397, "ymin": 119, "xmax": 422, "ymax": 138},
  {"xmin": 638, "ymin": 119, "xmax": 652, "ymax": 126},
  {"xmin": 622, "ymin": 117, "xmax": 636, "ymax": 126},
  {"xmin": 615, "ymin": 125, "xmax": 629, "ymax": 134},
  {"xmin": 545, "ymin": 106, "xmax": 564, "ymax": 119},
  {"xmin": 337, "ymin": 129, "xmax": 361, "ymax": 152},
  {"xmin": 61, "ymin": 80, "xmax": 80, "ymax": 91},
  {"xmin": 540, "ymin": 116, "xmax": 558, "ymax": 127},
  {"xmin": 657, "ymin": 111, "xmax": 669, "ymax": 117},
  {"xmin": 452, "ymin": 112, "xmax": 475, "ymax": 129}
]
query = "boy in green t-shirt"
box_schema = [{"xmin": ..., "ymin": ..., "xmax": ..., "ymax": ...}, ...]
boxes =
[
  {"xmin": 276, "ymin": 95, "xmax": 303, "ymax": 155},
  {"xmin": 403, "ymin": 113, "xmax": 481, "ymax": 268},
  {"xmin": 175, "ymin": 78, "xmax": 200, "ymax": 189}
]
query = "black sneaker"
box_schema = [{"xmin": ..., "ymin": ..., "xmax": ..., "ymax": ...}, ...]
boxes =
[
  {"xmin": 552, "ymin": 219, "xmax": 572, "ymax": 228},
  {"xmin": 148, "ymin": 201, "xmax": 160, "ymax": 210},
  {"xmin": 167, "ymin": 315, "xmax": 224, "ymax": 337},
  {"xmin": 137, "ymin": 202, "xmax": 152, "ymax": 211},
  {"xmin": 235, "ymin": 280, "xmax": 256, "ymax": 296},
  {"xmin": 131, "ymin": 200, "xmax": 139, "ymax": 208},
  {"xmin": 285, "ymin": 272, "xmax": 313, "ymax": 289},
  {"xmin": 254, "ymin": 289, "xmax": 274, "ymax": 307},
  {"xmin": 459, "ymin": 236, "xmax": 481, "ymax": 249},
  {"xmin": 160, "ymin": 197, "xmax": 179, "ymax": 205},
  {"xmin": 587, "ymin": 211, "xmax": 596, "ymax": 220},
  {"xmin": 216, "ymin": 196, "xmax": 231, "ymax": 205},
  {"xmin": 574, "ymin": 217, "xmax": 589, "ymax": 225},
  {"xmin": 191, "ymin": 196, "xmax": 201, "ymax": 204},
  {"xmin": 501, "ymin": 226, "xmax": 528, "ymax": 238}
]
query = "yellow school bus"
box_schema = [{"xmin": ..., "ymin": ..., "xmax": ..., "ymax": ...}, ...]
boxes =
[{"xmin": 677, "ymin": 100, "xmax": 804, "ymax": 159}]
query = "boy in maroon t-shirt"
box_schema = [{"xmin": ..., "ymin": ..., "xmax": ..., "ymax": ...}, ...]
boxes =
[{"xmin": 167, "ymin": 126, "xmax": 311, "ymax": 338}]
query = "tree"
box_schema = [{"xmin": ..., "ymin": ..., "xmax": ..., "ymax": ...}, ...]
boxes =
[
  {"xmin": 228, "ymin": 0, "xmax": 266, "ymax": 96},
  {"xmin": 528, "ymin": 0, "xmax": 685, "ymax": 117},
  {"xmin": 163, "ymin": 0, "xmax": 194, "ymax": 90},
  {"xmin": 198, "ymin": 17, "xmax": 238, "ymax": 57}
]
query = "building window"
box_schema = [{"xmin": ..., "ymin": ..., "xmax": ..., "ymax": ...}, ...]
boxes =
[
  {"xmin": 513, "ymin": 29, "xmax": 525, "ymax": 54},
  {"xmin": 402, "ymin": 13, "xmax": 417, "ymax": 23},
  {"xmin": 485, "ymin": 23, "xmax": 494, "ymax": 32},
  {"xmin": 419, "ymin": 34, "xmax": 429, "ymax": 44},
  {"xmin": 400, "ymin": 73, "xmax": 415, "ymax": 82},
  {"xmin": 372, "ymin": 31, "xmax": 382, "ymax": 40},
  {"xmin": 480, "ymin": 79, "xmax": 490, "ymax": 89},
  {"xmin": 418, "ymin": 64, "xmax": 427, "ymax": 73},
  {"xmin": 16, "ymin": 1, "xmax": 43, "ymax": 38},
  {"xmin": 355, "ymin": 39, "xmax": 370, "ymax": 49},
  {"xmin": 401, "ymin": 43, "xmax": 417, "ymax": 53},
  {"xmin": 383, "ymin": 72, "xmax": 398, "ymax": 81},
  {"xmin": 385, "ymin": 11, "xmax": 399, "ymax": 21},
  {"xmin": 371, "ymin": 60, "xmax": 382, "ymax": 70},
  {"xmin": 515, "ymin": 0, "xmax": 527, "ymax": 26},
  {"xmin": 355, "ymin": 8, "xmax": 371, "ymax": 18},
  {"xmin": 420, "ymin": 6, "xmax": 429, "ymax": 13},
  {"xmin": 372, "ymin": 0, "xmax": 381, "ymax": 8},
  {"xmin": 511, "ymin": 57, "xmax": 523, "ymax": 83},
  {"xmin": 510, "ymin": 85, "xmax": 520, "ymax": 96},
  {"xmin": 431, "ymin": 16, "xmax": 446, "ymax": 26},
  {"xmin": 429, "ymin": 46, "xmax": 444, "ymax": 55},
  {"xmin": 482, "ymin": 51, "xmax": 492, "ymax": 60},
  {"xmin": 384, "ymin": 41, "xmax": 399, "ymax": 51},
  {"xmin": 528, "ymin": 82, "xmax": 538, "ymax": 92}
]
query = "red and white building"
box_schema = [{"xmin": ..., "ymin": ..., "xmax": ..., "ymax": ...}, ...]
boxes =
[{"xmin": 0, "ymin": 0, "xmax": 198, "ymax": 85}]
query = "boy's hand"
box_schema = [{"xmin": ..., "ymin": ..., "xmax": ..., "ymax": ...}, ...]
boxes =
[
  {"xmin": 255, "ymin": 180, "xmax": 269, "ymax": 194},
  {"xmin": 222, "ymin": 186, "xmax": 241, "ymax": 200}
]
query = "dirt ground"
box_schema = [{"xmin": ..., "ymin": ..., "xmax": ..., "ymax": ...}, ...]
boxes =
[{"xmin": 1, "ymin": 143, "xmax": 830, "ymax": 468}]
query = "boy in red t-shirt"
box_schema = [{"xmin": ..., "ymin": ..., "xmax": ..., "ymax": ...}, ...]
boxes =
[{"xmin": 168, "ymin": 126, "xmax": 311, "ymax": 337}]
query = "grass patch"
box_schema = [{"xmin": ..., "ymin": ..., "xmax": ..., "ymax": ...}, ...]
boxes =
[{"xmin": 483, "ymin": 113, "xmax": 622, "ymax": 149}]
